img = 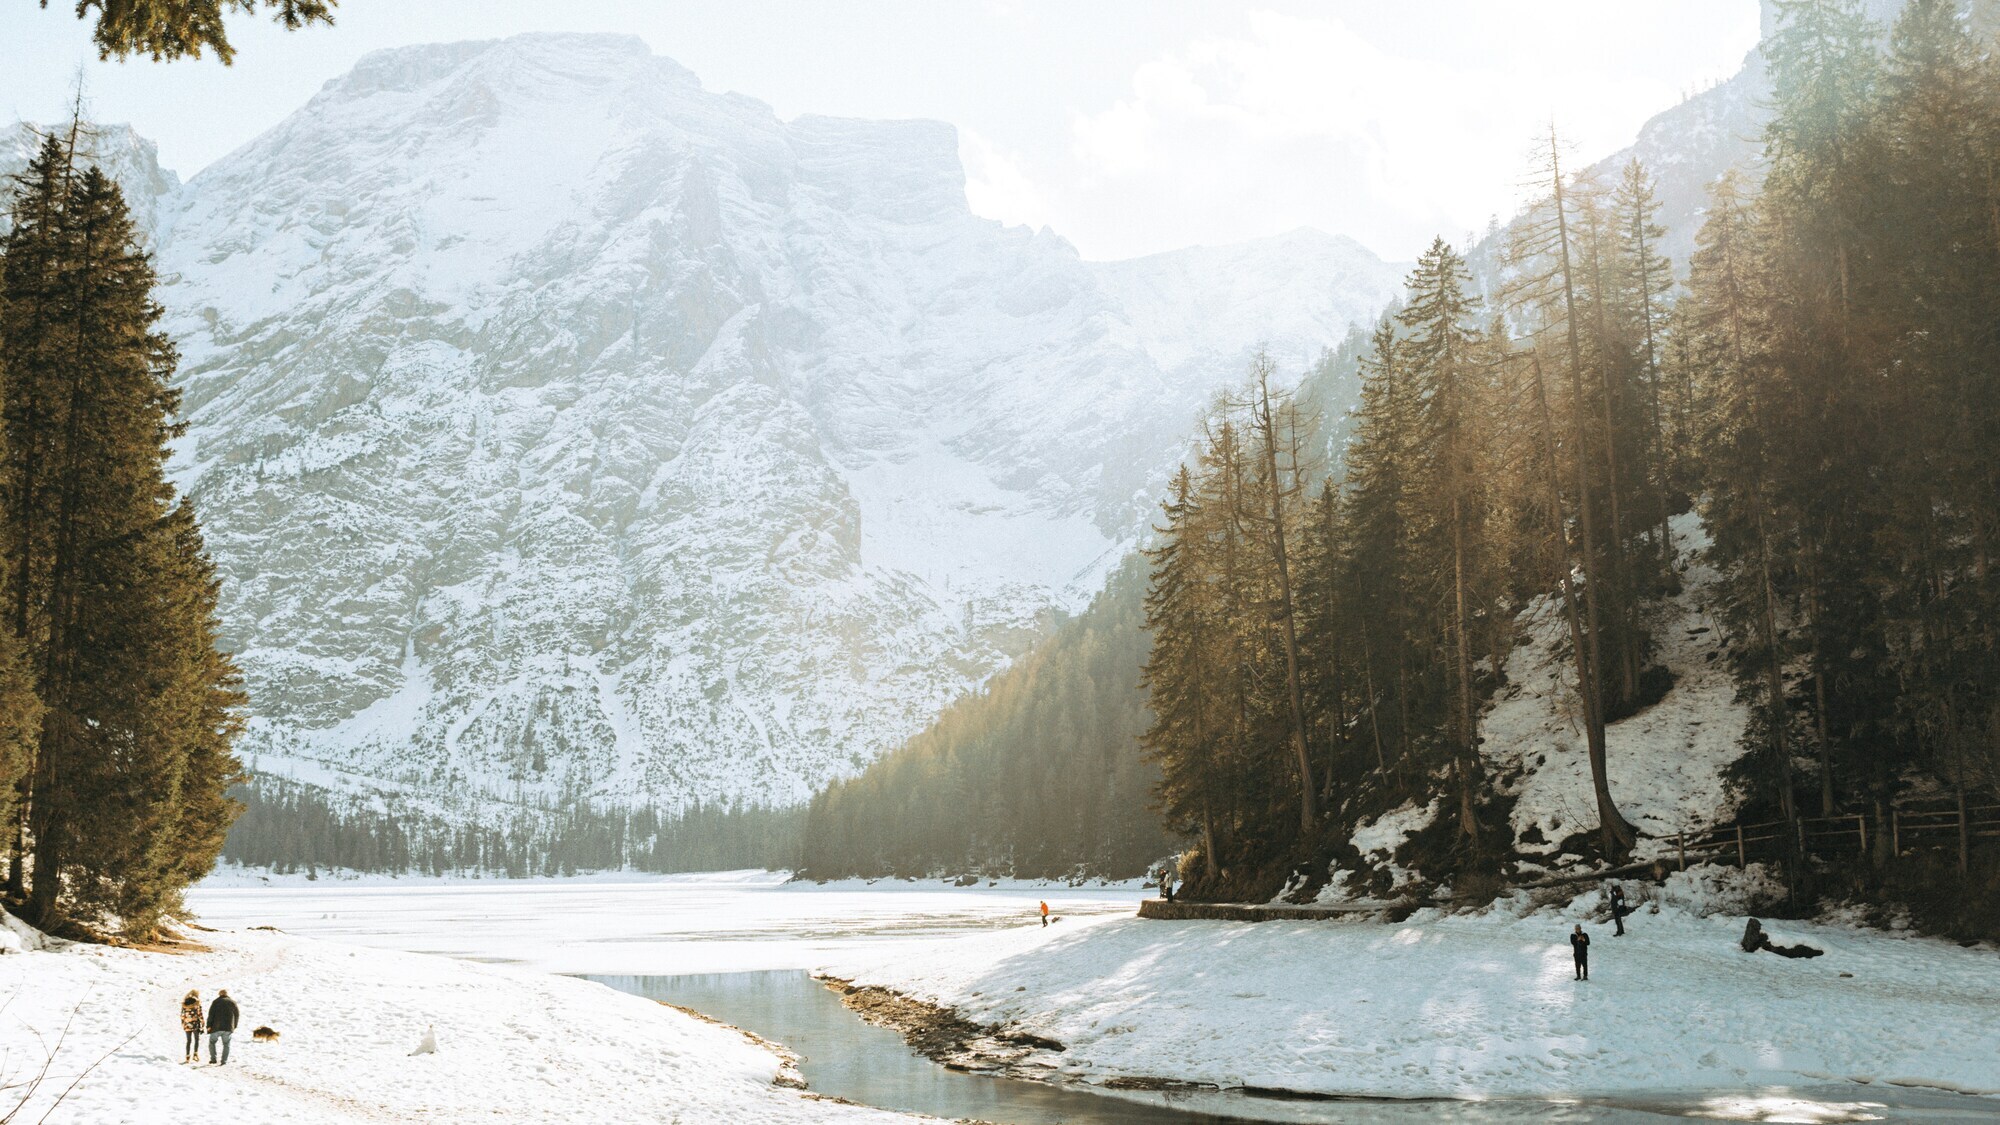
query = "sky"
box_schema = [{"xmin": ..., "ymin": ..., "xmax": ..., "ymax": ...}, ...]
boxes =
[{"xmin": 1, "ymin": 1, "xmax": 1763, "ymax": 263}]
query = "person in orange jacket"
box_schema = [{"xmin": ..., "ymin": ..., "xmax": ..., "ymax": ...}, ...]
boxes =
[{"xmin": 1039, "ymin": 900, "xmax": 1049, "ymax": 927}]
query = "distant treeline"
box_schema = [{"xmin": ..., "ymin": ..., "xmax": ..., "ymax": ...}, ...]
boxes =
[
  {"xmin": 799, "ymin": 558, "xmax": 1171, "ymax": 879},
  {"xmin": 222, "ymin": 775, "xmax": 803, "ymax": 877}
]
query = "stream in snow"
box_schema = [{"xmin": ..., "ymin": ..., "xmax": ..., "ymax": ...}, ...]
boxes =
[
  {"xmin": 189, "ymin": 874, "xmax": 1992, "ymax": 1123},
  {"xmin": 591, "ymin": 970, "xmax": 1986, "ymax": 1123}
]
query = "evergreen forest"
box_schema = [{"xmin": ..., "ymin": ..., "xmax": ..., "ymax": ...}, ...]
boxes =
[
  {"xmin": 222, "ymin": 776, "xmax": 804, "ymax": 878},
  {"xmin": 802, "ymin": 1, "xmax": 2000, "ymax": 930}
]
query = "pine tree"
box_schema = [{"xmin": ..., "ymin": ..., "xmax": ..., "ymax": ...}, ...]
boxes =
[
  {"xmin": 1684, "ymin": 170, "xmax": 1808, "ymax": 860},
  {"xmin": 1397, "ymin": 238, "xmax": 1495, "ymax": 852},
  {"xmin": 113, "ymin": 501, "xmax": 247, "ymax": 932},
  {"xmin": 1340, "ymin": 317, "xmax": 1420, "ymax": 785},
  {"xmin": 1611, "ymin": 159, "xmax": 1677, "ymax": 566},
  {"xmin": 1141, "ymin": 466, "xmax": 1224, "ymax": 879},
  {"xmin": 53, "ymin": 0, "xmax": 335, "ymax": 63},
  {"xmin": 0, "ymin": 131, "xmax": 245, "ymax": 936},
  {"xmin": 1863, "ymin": 0, "xmax": 2000, "ymax": 811}
]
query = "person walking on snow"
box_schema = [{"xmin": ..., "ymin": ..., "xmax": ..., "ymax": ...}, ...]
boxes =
[
  {"xmin": 1570, "ymin": 925, "xmax": 1590, "ymax": 980},
  {"xmin": 179, "ymin": 990, "xmax": 204, "ymax": 1062},
  {"xmin": 1039, "ymin": 900, "xmax": 1049, "ymax": 927},
  {"xmin": 207, "ymin": 989, "xmax": 240, "ymax": 1065},
  {"xmin": 1609, "ymin": 884, "xmax": 1628, "ymax": 937}
]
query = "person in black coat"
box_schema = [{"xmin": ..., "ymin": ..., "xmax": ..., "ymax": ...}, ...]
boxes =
[
  {"xmin": 207, "ymin": 989, "xmax": 240, "ymax": 1065},
  {"xmin": 1609, "ymin": 884, "xmax": 1628, "ymax": 937},
  {"xmin": 1570, "ymin": 925, "xmax": 1590, "ymax": 980}
]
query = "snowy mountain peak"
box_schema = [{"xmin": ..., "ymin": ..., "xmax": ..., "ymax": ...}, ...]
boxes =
[
  {"xmin": 0, "ymin": 37, "xmax": 1399, "ymax": 815},
  {"xmin": 327, "ymin": 33, "xmax": 688, "ymax": 102},
  {"xmin": 0, "ymin": 121, "xmax": 180, "ymax": 241}
]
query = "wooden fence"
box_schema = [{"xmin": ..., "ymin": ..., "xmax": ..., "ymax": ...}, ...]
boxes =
[{"xmin": 1668, "ymin": 798, "xmax": 2000, "ymax": 873}]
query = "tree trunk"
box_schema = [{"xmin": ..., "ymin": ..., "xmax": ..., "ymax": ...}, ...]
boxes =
[
  {"xmin": 1633, "ymin": 204, "xmax": 1674, "ymax": 574},
  {"xmin": 1252, "ymin": 362, "xmax": 1316, "ymax": 833},
  {"xmin": 1752, "ymin": 497, "xmax": 1799, "ymax": 863},
  {"xmin": 1530, "ymin": 352, "xmax": 1633, "ymax": 855},
  {"xmin": 1451, "ymin": 491, "xmax": 1481, "ymax": 852},
  {"xmin": 1362, "ymin": 638, "xmax": 1388, "ymax": 775}
]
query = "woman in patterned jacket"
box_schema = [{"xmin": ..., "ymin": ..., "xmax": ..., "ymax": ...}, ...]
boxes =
[{"xmin": 180, "ymin": 990, "xmax": 204, "ymax": 1062}]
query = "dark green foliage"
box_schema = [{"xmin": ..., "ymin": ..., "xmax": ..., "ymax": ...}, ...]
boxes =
[
  {"xmin": 799, "ymin": 558, "xmax": 1168, "ymax": 880},
  {"xmin": 44, "ymin": 0, "xmax": 335, "ymax": 63},
  {"xmin": 0, "ymin": 128, "xmax": 244, "ymax": 938},
  {"xmin": 1682, "ymin": 0, "xmax": 2000, "ymax": 860}
]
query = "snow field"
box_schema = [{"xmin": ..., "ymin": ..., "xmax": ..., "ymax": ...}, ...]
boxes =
[
  {"xmin": 825, "ymin": 897, "xmax": 2000, "ymax": 1101},
  {"xmin": 189, "ymin": 872, "xmax": 1149, "ymax": 976},
  {"xmin": 0, "ymin": 917, "xmax": 917, "ymax": 1124}
]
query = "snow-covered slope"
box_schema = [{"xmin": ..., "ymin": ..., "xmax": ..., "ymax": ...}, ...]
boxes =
[
  {"xmin": 0, "ymin": 914, "xmax": 917, "ymax": 1124},
  {"xmin": 1484, "ymin": 516, "xmax": 1749, "ymax": 863},
  {"xmin": 1334, "ymin": 518, "xmax": 1753, "ymax": 898},
  {"xmin": 2, "ymin": 35, "xmax": 1399, "ymax": 813},
  {"xmin": 1090, "ymin": 228, "xmax": 1405, "ymax": 378}
]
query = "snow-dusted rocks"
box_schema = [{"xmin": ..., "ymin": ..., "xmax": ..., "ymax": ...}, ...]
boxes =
[{"xmin": 3, "ymin": 34, "xmax": 1401, "ymax": 814}]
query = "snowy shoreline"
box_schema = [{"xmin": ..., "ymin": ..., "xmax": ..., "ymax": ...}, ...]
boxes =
[
  {"xmin": 0, "ymin": 915, "xmax": 917, "ymax": 1124},
  {"xmin": 39, "ymin": 874, "xmax": 1980, "ymax": 1120},
  {"xmin": 823, "ymin": 894, "xmax": 2000, "ymax": 1103}
]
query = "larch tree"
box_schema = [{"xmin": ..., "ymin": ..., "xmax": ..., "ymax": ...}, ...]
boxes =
[
  {"xmin": 1246, "ymin": 352, "xmax": 1317, "ymax": 834},
  {"xmin": 1502, "ymin": 126, "xmax": 1639, "ymax": 856}
]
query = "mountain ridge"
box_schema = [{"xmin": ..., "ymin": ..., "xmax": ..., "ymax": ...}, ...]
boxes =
[{"xmin": 1, "ymin": 33, "xmax": 1403, "ymax": 815}]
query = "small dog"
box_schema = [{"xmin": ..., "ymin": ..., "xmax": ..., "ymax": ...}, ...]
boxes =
[{"xmin": 251, "ymin": 1026, "xmax": 280, "ymax": 1043}]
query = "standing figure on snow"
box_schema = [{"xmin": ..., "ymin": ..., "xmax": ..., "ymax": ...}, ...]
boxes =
[
  {"xmin": 1039, "ymin": 900, "xmax": 1050, "ymax": 927},
  {"xmin": 1158, "ymin": 865, "xmax": 1177, "ymax": 903},
  {"xmin": 207, "ymin": 988, "xmax": 240, "ymax": 1065},
  {"xmin": 180, "ymin": 990, "xmax": 204, "ymax": 1062},
  {"xmin": 1570, "ymin": 925, "xmax": 1590, "ymax": 980},
  {"xmin": 1609, "ymin": 884, "xmax": 1628, "ymax": 937}
]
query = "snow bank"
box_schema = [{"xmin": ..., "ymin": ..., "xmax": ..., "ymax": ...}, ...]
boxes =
[
  {"xmin": 825, "ymin": 901, "xmax": 2000, "ymax": 1100},
  {"xmin": 0, "ymin": 914, "xmax": 912, "ymax": 1123}
]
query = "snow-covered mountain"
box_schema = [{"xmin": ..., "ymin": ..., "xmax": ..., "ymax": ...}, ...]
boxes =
[{"xmin": 3, "ymin": 35, "xmax": 1402, "ymax": 812}]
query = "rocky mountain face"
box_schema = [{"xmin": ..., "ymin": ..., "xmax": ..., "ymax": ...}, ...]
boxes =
[{"xmin": 3, "ymin": 35, "xmax": 1402, "ymax": 813}]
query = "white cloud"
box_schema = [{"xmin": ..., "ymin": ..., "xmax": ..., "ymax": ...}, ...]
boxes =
[
  {"xmin": 977, "ymin": 5, "xmax": 1757, "ymax": 262},
  {"xmin": 959, "ymin": 129, "xmax": 1045, "ymax": 231}
]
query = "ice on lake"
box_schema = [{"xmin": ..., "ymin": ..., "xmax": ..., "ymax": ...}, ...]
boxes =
[{"xmin": 188, "ymin": 870, "xmax": 1145, "ymax": 975}]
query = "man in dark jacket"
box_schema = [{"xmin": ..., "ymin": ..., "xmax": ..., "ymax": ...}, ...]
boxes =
[
  {"xmin": 1609, "ymin": 884, "xmax": 1628, "ymax": 937},
  {"xmin": 1570, "ymin": 925, "xmax": 1590, "ymax": 980},
  {"xmin": 207, "ymin": 989, "xmax": 240, "ymax": 1065}
]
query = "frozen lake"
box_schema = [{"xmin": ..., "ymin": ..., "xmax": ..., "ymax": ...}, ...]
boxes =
[
  {"xmin": 188, "ymin": 875, "xmax": 1990, "ymax": 1123},
  {"xmin": 187, "ymin": 871, "xmax": 1147, "ymax": 975}
]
